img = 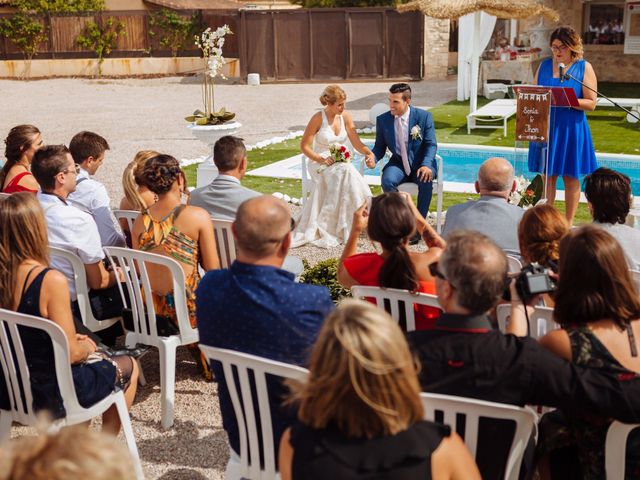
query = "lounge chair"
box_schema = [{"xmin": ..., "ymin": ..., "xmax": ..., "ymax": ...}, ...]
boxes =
[{"xmin": 467, "ymin": 99, "xmax": 517, "ymax": 136}]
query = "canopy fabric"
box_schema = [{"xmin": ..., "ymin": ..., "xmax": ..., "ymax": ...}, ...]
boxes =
[
  {"xmin": 398, "ymin": 0, "xmax": 559, "ymax": 22},
  {"xmin": 457, "ymin": 12, "xmax": 496, "ymax": 101}
]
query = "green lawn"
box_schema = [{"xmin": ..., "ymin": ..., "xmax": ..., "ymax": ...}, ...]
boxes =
[{"xmin": 184, "ymin": 82, "xmax": 638, "ymax": 225}]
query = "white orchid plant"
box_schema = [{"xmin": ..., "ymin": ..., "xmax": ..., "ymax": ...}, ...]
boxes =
[{"xmin": 185, "ymin": 25, "xmax": 235, "ymax": 125}]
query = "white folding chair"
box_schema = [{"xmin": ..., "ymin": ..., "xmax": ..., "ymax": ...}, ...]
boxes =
[
  {"xmin": 48, "ymin": 247, "xmax": 120, "ymax": 334},
  {"xmin": 199, "ymin": 346, "xmax": 308, "ymax": 480},
  {"xmin": 421, "ymin": 392, "xmax": 537, "ymax": 480},
  {"xmin": 605, "ymin": 420, "xmax": 640, "ymax": 480},
  {"xmin": 113, "ymin": 209, "xmax": 140, "ymax": 235},
  {"xmin": 212, "ymin": 218, "xmax": 236, "ymax": 269},
  {"xmin": 351, "ymin": 285, "xmax": 441, "ymax": 332},
  {"xmin": 496, "ymin": 303, "xmax": 557, "ymax": 339},
  {"xmin": 104, "ymin": 246, "xmax": 198, "ymax": 429},
  {"xmin": 0, "ymin": 308, "xmax": 143, "ymax": 479},
  {"xmin": 378, "ymin": 154, "xmax": 444, "ymax": 233},
  {"xmin": 506, "ymin": 255, "xmax": 523, "ymax": 273}
]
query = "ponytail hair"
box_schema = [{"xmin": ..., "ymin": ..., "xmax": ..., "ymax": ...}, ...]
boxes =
[
  {"xmin": 122, "ymin": 150, "xmax": 158, "ymax": 211},
  {"xmin": 367, "ymin": 193, "xmax": 419, "ymax": 291},
  {"xmin": 1, "ymin": 125, "xmax": 40, "ymax": 188}
]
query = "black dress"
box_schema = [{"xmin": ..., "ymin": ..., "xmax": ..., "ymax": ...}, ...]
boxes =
[
  {"xmin": 290, "ymin": 420, "xmax": 451, "ymax": 479},
  {"xmin": 10, "ymin": 268, "xmax": 120, "ymax": 419}
]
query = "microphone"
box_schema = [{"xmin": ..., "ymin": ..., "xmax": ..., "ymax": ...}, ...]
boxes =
[{"xmin": 558, "ymin": 63, "xmax": 565, "ymax": 83}]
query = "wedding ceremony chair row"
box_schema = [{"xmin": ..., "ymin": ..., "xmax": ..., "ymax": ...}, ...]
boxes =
[
  {"xmin": 495, "ymin": 304, "xmax": 558, "ymax": 339},
  {"xmin": 0, "ymin": 308, "xmax": 144, "ymax": 480},
  {"xmin": 605, "ymin": 420, "xmax": 640, "ymax": 480},
  {"xmin": 49, "ymin": 246, "xmax": 121, "ymax": 335},
  {"xmin": 350, "ymin": 285, "xmax": 441, "ymax": 333},
  {"xmin": 199, "ymin": 346, "xmax": 307, "ymax": 480},
  {"xmin": 421, "ymin": 392, "xmax": 537, "ymax": 480},
  {"xmin": 104, "ymin": 246, "xmax": 199, "ymax": 429},
  {"xmin": 0, "ymin": 193, "xmax": 10, "ymax": 200}
]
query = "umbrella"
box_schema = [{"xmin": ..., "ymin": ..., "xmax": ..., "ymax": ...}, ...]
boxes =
[{"xmin": 399, "ymin": 0, "xmax": 559, "ymax": 117}]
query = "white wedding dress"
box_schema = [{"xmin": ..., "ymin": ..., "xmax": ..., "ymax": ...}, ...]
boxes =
[{"xmin": 292, "ymin": 111, "xmax": 371, "ymax": 248}]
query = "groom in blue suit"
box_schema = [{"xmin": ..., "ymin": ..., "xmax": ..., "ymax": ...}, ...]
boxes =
[{"xmin": 368, "ymin": 83, "xmax": 438, "ymax": 220}]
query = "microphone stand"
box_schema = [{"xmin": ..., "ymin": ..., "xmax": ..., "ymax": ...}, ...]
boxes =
[{"xmin": 562, "ymin": 71, "xmax": 640, "ymax": 122}]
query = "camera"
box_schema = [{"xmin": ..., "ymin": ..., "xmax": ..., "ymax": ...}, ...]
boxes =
[{"xmin": 503, "ymin": 262, "xmax": 557, "ymax": 302}]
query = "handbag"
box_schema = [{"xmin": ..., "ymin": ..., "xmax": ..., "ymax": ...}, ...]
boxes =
[
  {"xmin": 121, "ymin": 308, "xmax": 179, "ymax": 337},
  {"xmin": 89, "ymin": 284, "xmax": 125, "ymax": 320}
]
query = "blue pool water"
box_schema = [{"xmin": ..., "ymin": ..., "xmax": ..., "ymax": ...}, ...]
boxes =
[{"xmin": 345, "ymin": 142, "xmax": 640, "ymax": 195}]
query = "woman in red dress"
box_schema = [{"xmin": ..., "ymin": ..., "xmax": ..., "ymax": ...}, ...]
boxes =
[
  {"xmin": 338, "ymin": 192, "xmax": 445, "ymax": 330},
  {"xmin": 1, "ymin": 125, "xmax": 43, "ymax": 194}
]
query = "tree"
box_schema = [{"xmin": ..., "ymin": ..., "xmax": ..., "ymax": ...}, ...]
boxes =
[
  {"xmin": 148, "ymin": 8, "xmax": 199, "ymax": 57},
  {"xmin": 0, "ymin": 12, "xmax": 47, "ymax": 62},
  {"xmin": 76, "ymin": 17, "xmax": 126, "ymax": 76}
]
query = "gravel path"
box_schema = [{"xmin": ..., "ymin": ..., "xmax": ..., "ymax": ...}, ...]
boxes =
[{"xmin": 2, "ymin": 76, "xmax": 456, "ymax": 479}]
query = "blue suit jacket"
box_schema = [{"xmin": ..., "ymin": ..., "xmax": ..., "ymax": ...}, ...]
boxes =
[{"xmin": 372, "ymin": 107, "xmax": 438, "ymax": 178}]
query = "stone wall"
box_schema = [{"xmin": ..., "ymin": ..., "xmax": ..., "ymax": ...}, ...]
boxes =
[{"xmin": 424, "ymin": 17, "xmax": 450, "ymax": 80}]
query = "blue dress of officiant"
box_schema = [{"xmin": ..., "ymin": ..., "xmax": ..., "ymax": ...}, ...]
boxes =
[{"xmin": 528, "ymin": 27, "xmax": 598, "ymax": 224}]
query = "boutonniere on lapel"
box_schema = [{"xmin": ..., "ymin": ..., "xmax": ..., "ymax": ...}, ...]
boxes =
[{"xmin": 410, "ymin": 125, "xmax": 422, "ymax": 141}]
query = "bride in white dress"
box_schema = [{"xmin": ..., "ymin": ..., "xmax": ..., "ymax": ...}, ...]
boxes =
[{"xmin": 292, "ymin": 85, "xmax": 374, "ymax": 248}]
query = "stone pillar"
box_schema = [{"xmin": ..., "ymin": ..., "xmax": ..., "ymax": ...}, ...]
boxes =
[{"xmin": 423, "ymin": 17, "xmax": 450, "ymax": 80}]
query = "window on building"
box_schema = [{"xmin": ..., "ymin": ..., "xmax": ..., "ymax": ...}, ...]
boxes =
[{"xmin": 583, "ymin": 1, "xmax": 626, "ymax": 44}]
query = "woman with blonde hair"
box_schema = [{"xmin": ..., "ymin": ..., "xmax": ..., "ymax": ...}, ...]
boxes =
[
  {"xmin": 293, "ymin": 85, "xmax": 373, "ymax": 248},
  {"xmin": 0, "ymin": 193, "xmax": 137, "ymax": 434},
  {"xmin": 118, "ymin": 150, "xmax": 159, "ymax": 241},
  {"xmin": 279, "ymin": 300, "xmax": 480, "ymax": 479}
]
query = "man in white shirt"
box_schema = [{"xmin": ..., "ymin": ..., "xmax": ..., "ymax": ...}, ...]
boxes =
[
  {"xmin": 67, "ymin": 131, "xmax": 126, "ymax": 247},
  {"xmin": 190, "ymin": 135, "xmax": 260, "ymax": 221}
]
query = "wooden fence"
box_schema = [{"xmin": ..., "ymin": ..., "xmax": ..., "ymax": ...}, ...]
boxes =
[{"xmin": 0, "ymin": 8, "xmax": 423, "ymax": 80}]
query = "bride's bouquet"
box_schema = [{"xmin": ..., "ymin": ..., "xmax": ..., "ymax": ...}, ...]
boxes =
[{"xmin": 317, "ymin": 143, "xmax": 351, "ymax": 174}]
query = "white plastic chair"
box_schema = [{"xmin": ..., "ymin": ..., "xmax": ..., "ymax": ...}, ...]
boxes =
[
  {"xmin": 378, "ymin": 153, "xmax": 444, "ymax": 233},
  {"xmin": 113, "ymin": 209, "xmax": 140, "ymax": 235},
  {"xmin": 212, "ymin": 218, "xmax": 236, "ymax": 269},
  {"xmin": 199, "ymin": 346, "xmax": 307, "ymax": 480},
  {"xmin": 351, "ymin": 285, "xmax": 441, "ymax": 332},
  {"xmin": 496, "ymin": 303, "xmax": 557, "ymax": 339},
  {"xmin": 104, "ymin": 246, "xmax": 198, "ymax": 429},
  {"xmin": 0, "ymin": 308, "xmax": 143, "ymax": 479},
  {"xmin": 605, "ymin": 420, "xmax": 640, "ymax": 480},
  {"xmin": 0, "ymin": 192, "xmax": 10, "ymax": 199},
  {"xmin": 421, "ymin": 392, "xmax": 537, "ymax": 480},
  {"xmin": 48, "ymin": 246, "xmax": 120, "ymax": 334},
  {"xmin": 506, "ymin": 255, "xmax": 523, "ymax": 273}
]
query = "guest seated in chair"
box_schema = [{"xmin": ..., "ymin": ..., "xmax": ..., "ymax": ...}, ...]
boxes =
[
  {"xmin": 0, "ymin": 193, "xmax": 138, "ymax": 434},
  {"xmin": 279, "ymin": 299, "xmax": 480, "ymax": 480},
  {"xmin": 408, "ymin": 229, "xmax": 640, "ymax": 479},
  {"xmin": 514, "ymin": 226, "xmax": 640, "ymax": 479},
  {"xmin": 338, "ymin": 191, "xmax": 445, "ymax": 330},
  {"xmin": 131, "ymin": 153, "xmax": 219, "ymax": 379},
  {"xmin": 118, "ymin": 150, "xmax": 159, "ymax": 244},
  {"xmin": 0, "ymin": 125, "xmax": 43, "ymax": 194},
  {"xmin": 31, "ymin": 145, "xmax": 125, "ymax": 346},
  {"xmin": 442, "ymin": 157, "xmax": 524, "ymax": 254},
  {"xmin": 517, "ymin": 203, "xmax": 569, "ymax": 307},
  {"xmin": 67, "ymin": 131, "xmax": 126, "ymax": 247},
  {"xmin": 584, "ymin": 167, "xmax": 640, "ymax": 269},
  {"xmin": 196, "ymin": 195, "xmax": 334, "ymax": 461}
]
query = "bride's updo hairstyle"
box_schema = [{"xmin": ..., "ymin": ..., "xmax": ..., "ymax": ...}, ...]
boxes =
[
  {"xmin": 140, "ymin": 154, "xmax": 182, "ymax": 196},
  {"xmin": 367, "ymin": 192, "xmax": 419, "ymax": 292},
  {"xmin": 319, "ymin": 85, "xmax": 346, "ymax": 106}
]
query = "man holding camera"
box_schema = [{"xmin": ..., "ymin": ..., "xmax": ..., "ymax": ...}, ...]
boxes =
[{"xmin": 407, "ymin": 230, "xmax": 640, "ymax": 477}]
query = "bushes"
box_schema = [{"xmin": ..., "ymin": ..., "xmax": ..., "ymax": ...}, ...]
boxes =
[{"xmin": 300, "ymin": 258, "xmax": 350, "ymax": 303}]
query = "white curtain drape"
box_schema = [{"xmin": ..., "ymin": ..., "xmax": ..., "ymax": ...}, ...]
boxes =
[{"xmin": 456, "ymin": 12, "xmax": 497, "ymax": 104}]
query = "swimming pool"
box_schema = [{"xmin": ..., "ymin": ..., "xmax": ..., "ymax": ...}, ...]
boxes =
[{"xmin": 248, "ymin": 142, "xmax": 640, "ymax": 196}]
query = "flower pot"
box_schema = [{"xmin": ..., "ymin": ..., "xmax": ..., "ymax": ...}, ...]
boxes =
[{"xmin": 188, "ymin": 121, "xmax": 241, "ymax": 187}]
